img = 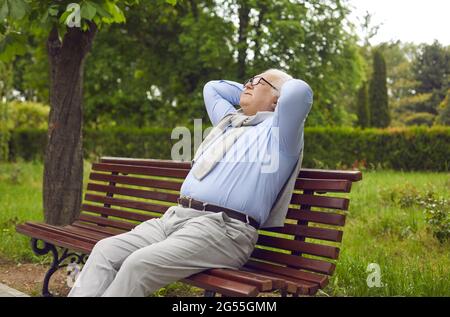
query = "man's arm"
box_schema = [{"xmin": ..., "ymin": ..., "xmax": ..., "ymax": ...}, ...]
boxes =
[
  {"xmin": 272, "ymin": 79, "xmax": 313, "ymax": 156},
  {"xmin": 203, "ymin": 80, "xmax": 241, "ymax": 126}
]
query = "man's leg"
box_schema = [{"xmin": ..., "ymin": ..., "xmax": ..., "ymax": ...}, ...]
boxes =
[
  {"xmin": 101, "ymin": 210, "xmax": 258, "ymax": 297},
  {"xmin": 67, "ymin": 213, "xmax": 169, "ymax": 297}
]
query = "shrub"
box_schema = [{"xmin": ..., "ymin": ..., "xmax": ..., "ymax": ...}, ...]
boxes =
[
  {"xmin": 404, "ymin": 113, "xmax": 435, "ymax": 127},
  {"xmin": 5, "ymin": 126, "xmax": 450, "ymax": 171},
  {"xmin": 4, "ymin": 101, "xmax": 50, "ymax": 130},
  {"xmin": 418, "ymin": 192, "xmax": 450, "ymax": 244}
]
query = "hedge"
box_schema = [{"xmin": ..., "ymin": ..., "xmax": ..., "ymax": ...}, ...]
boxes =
[{"xmin": 2, "ymin": 126, "xmax": 449, "ymax": 171}]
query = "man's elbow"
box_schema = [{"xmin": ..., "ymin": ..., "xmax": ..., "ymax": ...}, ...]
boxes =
[
  {"xmin": 203, "ymin": 80, "xmax": 220, "ymax": 95},
  {"xmin": 282, "ymin": 79, "xmax": 313, "ymax": 105}
]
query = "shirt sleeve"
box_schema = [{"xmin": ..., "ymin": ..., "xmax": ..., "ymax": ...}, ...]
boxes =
[
  {"xmin": 272, "ymin": 79, "xmax": 314, "ymax": 156},
  {"xmin": 203, "ymin": 80, "xmax": 241, "ymax": 126}
]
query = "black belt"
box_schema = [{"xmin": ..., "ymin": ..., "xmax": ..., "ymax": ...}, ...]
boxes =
[{"xmin": 177, "ymin": 196, "xmax": 260, "ymax": 229}]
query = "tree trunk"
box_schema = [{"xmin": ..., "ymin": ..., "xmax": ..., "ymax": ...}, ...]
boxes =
[
  {"xmin": 237, "ymin": 0, "xmax": 250, "ymax": 80},
  {"xmin": 43, "ymin": 24, "xmax": 97, "ymax": 225}
]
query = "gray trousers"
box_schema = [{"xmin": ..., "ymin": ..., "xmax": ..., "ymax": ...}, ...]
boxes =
[{"xmin": 67, "ymin": 205, "xmax": 259, "ymax": 297}]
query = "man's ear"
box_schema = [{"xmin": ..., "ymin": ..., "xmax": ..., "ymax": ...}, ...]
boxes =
[{"xmin": 272, "ymin": 96, "xmax": 279, "ymax": 110}]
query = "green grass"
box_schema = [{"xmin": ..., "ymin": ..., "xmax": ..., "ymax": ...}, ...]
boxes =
[{"xmin": 0, "ymin": 161, "xmax": 449, "ymax": 296}]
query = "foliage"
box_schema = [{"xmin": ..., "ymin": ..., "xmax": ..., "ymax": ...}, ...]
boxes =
[
  {"xmin": 403, "ymin": 112, "xmax": 435, "ymax": 127},
  {"xmin": 411, "ymin": 41, "xmax": 450, "ymax": 115},
  {"xmin": 356, "ymin": 82, "xmax": 369, "ymax": 128},
  {"xmin": 3, "ymin": 0, "xmax": 364, "ymax": 128},
  {"xmin": 0, "ymin": 109, "xmax": 8, "ymax": 161},
  {"xmin": 418, "ymin": 192, "xmax": 450, "ymax": 244},
  {"xmin": 5, "ymin": 126, "xmax": 450, "ymax": 171},
  {"xmin": 2, "ymin": 100, "xmax": 49, "ymax": 130},
  {"xmin": 436, "ymin": 89, "xmax": 450, "ymax": 126},
  {"xmin": 369, "ymin": 50, "xmax": 390, "ymax": 128}
]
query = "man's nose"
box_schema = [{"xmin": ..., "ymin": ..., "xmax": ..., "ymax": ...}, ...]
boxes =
[{"xmin": 244, "ymin": 82, "xmax": 254, "ymax": 89}]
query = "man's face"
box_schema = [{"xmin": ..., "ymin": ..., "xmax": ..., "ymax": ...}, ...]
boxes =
[{"xmin": 240, "ymin": 72, "xmax": 279, "ymax": 116}]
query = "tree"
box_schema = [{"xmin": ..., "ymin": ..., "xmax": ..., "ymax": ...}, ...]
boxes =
[
  {"xmin": 412, "ymin": 41, "xmax": 450, "ymax": 115},
  {"xmin": 436, "ymin": 89, "xmax": 450, "ymax": 126},
  {"xmin": 0, "ymin": 0, "xmax": 176, "ymax": 225},
  {"xmin": 356, "ymin": 82, "xmax": 370, "ymax": 128},
  {"xmin": 369, "ymin": 50, "xmax": 390, "ymax": 127},
  {"xmin": 224, "ymin": 0, "xmax": 365, "ymax": 126}
]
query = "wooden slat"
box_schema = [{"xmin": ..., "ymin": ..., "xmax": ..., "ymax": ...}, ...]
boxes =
[
  {"xmin": 235, "ymin": 269, "xmax": 287, "ymax": 291},
  {"xmin": 25, "ymin": 223, "xmax": 100, "ymax": 244},
  {"xmin": 99, "ymin": 157, "xmax": 363, "ymax": 182},
  {"xmin": 16, "ymin": 223, "xmax": 94, "ymax": 254},
  {"xmin": 268, "ymin": 223, "xmax": 343, "ymax": 242},
  {"xmin": 183, "ymin": 273, "xmax": 259, "ymax": 297},
  {"xmin": 100, "ymin": 157, "xmax": 192, "ymax": 169},
  {"xmin": 291, "ymin": 193, "xmax": 349, "ymax": 210},
  {"xmin": 63, "ymin": 225, "xmax": 112, "ymax": 240},
  {"xmin": 295, "ymin": 178, "xmax": 352, "ymax": 193},
  {"xmin": 78, "ymin": 214, "xmax": 137, "ymax": 231},
  {"xmin": 92, "ymin": 163, "xmax": 189, "ymax": 178},
  {"xmin": 241, "ymin": 267, "xmax": 319, "ymax": 295},
  {"xmin": 286, "ymin": 208, "xmax": 346, "ymax": 226},
  {"xmin": 84, "ymin": 193, "xmax": 169, "ymax": 214},
  {"xmin": 256, "ymin": 235, "xmax": 340, "ymax": 259},
  {"xmin": 71, "ymin": 221, "xmax": 126, "ymax": 236},
  {"xmin": 298, "ymin": 168, "xmax": 362, "ymax": 182},
  {"xmin": 244, "ymin": 260, "xmax": 329, "ymax": 288},
  {"xmin": 90, "ymin": 172, "xmax": 182, "ymax": 191},
  {"xmin": 87, "ymin": 183, "xmax": 179, "ymax": 203},
  {"xmin": 251, "ymin": 248, "xmax": 335, "ymax": 275},
  {"xmin": 82, "ymin": 204, "xmax": 154, "ymax": 222},
  {"xmin": 206, "ymin": 269, "xmax": 273, "ymax": 292}
]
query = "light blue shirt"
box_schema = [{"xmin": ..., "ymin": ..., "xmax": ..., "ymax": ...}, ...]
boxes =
[{"xmin": 180, "ymin": 79, "xmax": 313, "ymax": 225}]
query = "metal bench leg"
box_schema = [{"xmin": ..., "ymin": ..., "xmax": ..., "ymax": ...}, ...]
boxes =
[
  {"xmin": 204, "ymin": 290, "xmax": 216, "ymax": 297},
  {"xmin": 31, "ymin": 238, "xmax": 88, "ymax": 297}
]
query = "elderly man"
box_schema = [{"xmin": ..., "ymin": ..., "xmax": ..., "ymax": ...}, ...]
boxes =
[{"xmin": 68, "ymin": 68, "xmax": 313, "ymax": 297}]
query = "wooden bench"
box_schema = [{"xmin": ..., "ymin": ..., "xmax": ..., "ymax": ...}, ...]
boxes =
[{"xmin": 16, "ymin": 156, "xmax": 362, "ymax": 297}]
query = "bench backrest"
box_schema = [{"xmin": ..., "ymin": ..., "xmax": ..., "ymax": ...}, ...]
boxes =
[{"xmin": 79, "ymin": 157, "xmax": 362, "ymax": 282}]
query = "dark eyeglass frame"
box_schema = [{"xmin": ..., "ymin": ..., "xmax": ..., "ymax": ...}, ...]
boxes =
[{"xmin": 244, "ymin": 76, "xmax": 279, "ymax": 91}]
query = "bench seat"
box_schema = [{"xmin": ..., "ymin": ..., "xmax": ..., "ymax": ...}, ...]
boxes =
[{"xmin": 16, "ymin": 157, "xmax": 362, "ymax": 297}]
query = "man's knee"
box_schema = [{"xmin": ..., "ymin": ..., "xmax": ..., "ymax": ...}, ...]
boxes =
[
  {"xmin": 92, "ymin": 236, "xmax": 117, "ymax": 254},
  {"xmin": 90, "ymin": 236, "xmax": 126, "ymax": 268},
  {"xmin": 118, "ymin": 246, "xmax": 174, "ymax": 279}
]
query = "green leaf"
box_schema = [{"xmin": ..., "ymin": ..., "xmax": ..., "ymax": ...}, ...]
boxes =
[
  {"xmin": 81, "ymin": 1, "xmax": 97, "ymax": 21},
  {"xmin": 7, "ymin": 0, "xmax": 27, "ymax": 20},
  {"xmin": 48, "ymin": 4, "xmax": 59, "ymax": 17},
  {"xmin": 0, "ymin": 32, "xmax": 27, "ymax": 61},
  {"xmin": 59, "ymin": 10, "xmax": 71, "ymax": 25},
  {"xmin": 165, "ymin": 0, "xmax": 177, "ymax": 5},
  {"xmin": 90, "ymin": 2, "xmax": 113, "ymax": 19},
  {"xmin": 40, "ymin": 9, "xmax": 48, "ymax": 23},
  {"xmin": 103, "ymin": 2, "xmax": 125, "ymax": 23},
  {"xmin": 0, "ymin": 0, "xmax": 9, "ymax": 21}
]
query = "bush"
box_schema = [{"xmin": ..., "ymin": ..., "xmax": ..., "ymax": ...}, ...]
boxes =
[
  {"xmin": 9, "ymin": 128, "xmax": 48, "ymax": 161},
  {"xmin": 304, "ymin": 126, "xmax": 450, "ymax": 171},
  {"xmin": 4, "ymin": 101, "xmax": 50, "ymax": 130},
  {"xmin": 5, "ymin": 126, "xmax": 450, "ymax": 171},
  {"xmin": 418, "ymin": 192, "xmax": 450, "ymax": 244},
  {"xmin": 404, "ymin": 113, "xmax": 435, "ymax": 127}
]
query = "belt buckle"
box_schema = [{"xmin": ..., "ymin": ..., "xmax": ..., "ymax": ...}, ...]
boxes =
[{"xmin": 178, "ymin": 196, "xmax": 193, "ymax": 208}]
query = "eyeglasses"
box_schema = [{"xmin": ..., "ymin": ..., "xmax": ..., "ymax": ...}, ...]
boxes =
[{"xmin": 244, "ymin": 76, "xmax": 279, "ymax": 91}]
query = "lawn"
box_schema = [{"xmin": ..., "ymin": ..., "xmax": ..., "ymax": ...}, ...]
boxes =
[{"xmin": 0, "ymin": 160, "xmax": 449, "ymax": 296}]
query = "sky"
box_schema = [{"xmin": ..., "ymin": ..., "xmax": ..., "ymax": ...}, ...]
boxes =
[{"xmin": 347, "ymin": 0, "xmax": 450, "ymax": 45}]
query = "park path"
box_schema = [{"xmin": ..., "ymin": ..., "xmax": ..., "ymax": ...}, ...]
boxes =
[{"xmin": 0, "ymin": 283, "xmax": 29, "ymax": 297}]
